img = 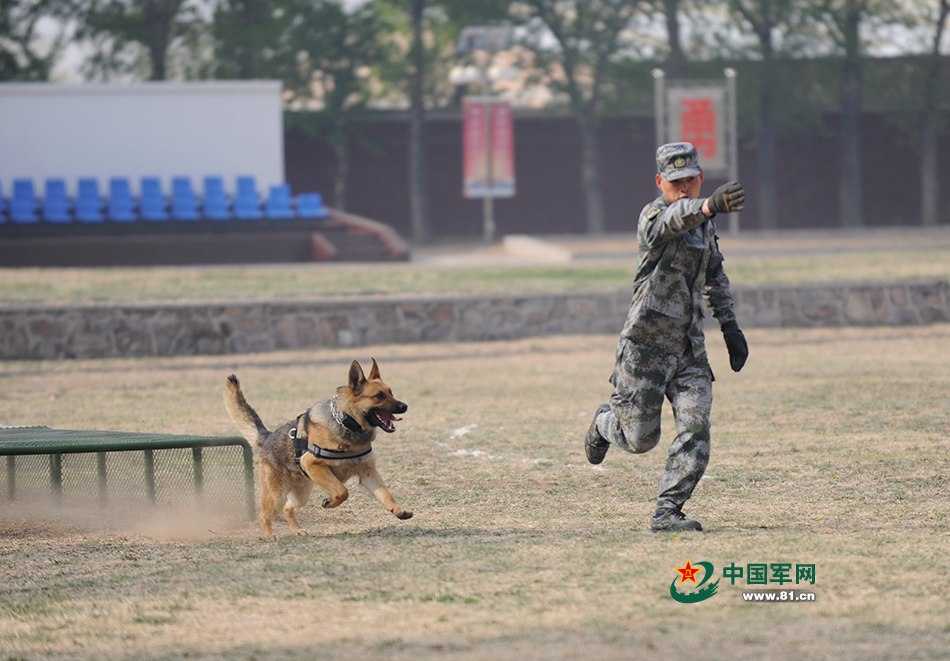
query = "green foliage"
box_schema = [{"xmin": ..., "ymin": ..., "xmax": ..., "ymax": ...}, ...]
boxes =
[
  {"xmin": 209, "ymin": 0, "xmax": 297, "ymax": 80},
  {"xmin": 0, "ymin": 0, "xmax": 68, "ymax": 80},
  {"xmin": 69, "ymin": 0, "xmax": 205, "ymax": 80}
]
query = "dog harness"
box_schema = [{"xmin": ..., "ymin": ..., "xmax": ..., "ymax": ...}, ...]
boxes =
[{"xmin": 290, "ymin": 408, "xmax": 372, "ymax": 470}]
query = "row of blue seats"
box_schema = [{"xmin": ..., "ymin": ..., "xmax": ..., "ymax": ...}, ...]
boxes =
[{"xmin": 0, "ymin": 176, "xmax": 329, "ymax": 223}]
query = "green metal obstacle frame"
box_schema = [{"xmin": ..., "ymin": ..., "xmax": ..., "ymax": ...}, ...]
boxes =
[{"xmin": 0, "ymin": 426, "xmax": 255, "ymax": 519}]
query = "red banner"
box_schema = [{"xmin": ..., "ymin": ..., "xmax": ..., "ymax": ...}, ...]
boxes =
[
  {"xmin": 666, "ymin": 85, "xmax": 727, "ymax": 175},
  {"xmin": 463, "ymin": 97, "xmax": 515, "ymax": 198}
]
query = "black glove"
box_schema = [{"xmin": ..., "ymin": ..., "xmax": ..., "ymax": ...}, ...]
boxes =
[
  {"xmin": 706, "ymin": 181, "xmax": 745, "ymax": 215},
  {"xmin": 721, "ymin": 320, "xmax": 748, "ymax": 372}
]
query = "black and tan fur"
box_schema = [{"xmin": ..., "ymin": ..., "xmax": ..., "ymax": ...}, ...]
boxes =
[{"xmin": 224, "ymin": 359, "xmax": 412, "ymax": 538}]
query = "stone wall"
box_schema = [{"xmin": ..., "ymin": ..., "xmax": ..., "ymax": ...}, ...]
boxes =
[{"xmin": 1, "ymin": 280, "xmax": 947, "ymax": 360}]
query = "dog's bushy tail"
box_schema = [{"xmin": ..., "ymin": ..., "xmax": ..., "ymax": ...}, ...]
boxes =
[{"xmin": 224, "ymin": 375, "xmax": 268, "ymax": 447}]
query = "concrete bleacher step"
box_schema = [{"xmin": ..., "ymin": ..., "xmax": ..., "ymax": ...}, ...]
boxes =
[{"xmin": 0, "ymin": 210, "xmax": 410, "ymax": 265}]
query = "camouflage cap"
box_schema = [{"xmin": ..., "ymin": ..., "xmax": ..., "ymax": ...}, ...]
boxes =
[{"xmin": 656, "ymin": 142, "xmax": 702, "ymax": 181}]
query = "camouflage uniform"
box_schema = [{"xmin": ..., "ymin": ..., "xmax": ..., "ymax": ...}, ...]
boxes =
[{"xmin": 594, "ymin": 170, "xmax": 737, "ymax": 515}]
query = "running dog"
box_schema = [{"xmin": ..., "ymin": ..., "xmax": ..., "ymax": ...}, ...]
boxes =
[{"xmin": 224, "ymin": 359, "xmax": 412, "ymax": 538}]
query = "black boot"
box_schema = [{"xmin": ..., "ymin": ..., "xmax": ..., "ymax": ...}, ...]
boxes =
[
  {"xmin": 585, "ymin": 404, "xmax": 611, "ymax": 465},
  {"xmin": 651, "ymin": 508, "xmax": 703, "ymax": 532}
]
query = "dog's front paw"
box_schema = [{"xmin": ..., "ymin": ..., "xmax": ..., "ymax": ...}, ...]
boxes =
[
  {"xmin": 322, "ymin": 489, "xmax": 349, "ymax": 509},
  {"xmin": 394, "ymin": 509, "xmax": 413, "ymax": 520},
  {"xmin": 293, "ymin": 528, "xmax": 309, "ymax": 537}
]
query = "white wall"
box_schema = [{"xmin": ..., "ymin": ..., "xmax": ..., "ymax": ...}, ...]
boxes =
[{"xmin": 0, "ymin": 81, "xmax": 284, "ymax": 197}]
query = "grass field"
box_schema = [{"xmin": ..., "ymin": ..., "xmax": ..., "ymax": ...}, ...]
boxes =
[
  {"xmin": 1, "ymin": 325, "xmax": 948, "ymax": 660},
  {"xmin": 1, "ymin": 227, "xmax": 949, "ymax": 305}
]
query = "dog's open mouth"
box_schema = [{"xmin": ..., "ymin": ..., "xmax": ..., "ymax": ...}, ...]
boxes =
[{"xmin": 368, "ymin": 409, "xmax": 402, "ymax": 433}]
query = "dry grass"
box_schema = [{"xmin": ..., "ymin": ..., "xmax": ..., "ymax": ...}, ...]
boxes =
[{"xmin": 1, "ymin": 326, "xmax": 948, "ymax": 660}]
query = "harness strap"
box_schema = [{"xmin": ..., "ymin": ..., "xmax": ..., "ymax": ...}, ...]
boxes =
[
  {"xmin": 290, "ymin": 411, "xmax": 372, "ymax": 470},
  {"xmin": 306, "ymin": 443, "xmax": 373, "ymax": 460}
]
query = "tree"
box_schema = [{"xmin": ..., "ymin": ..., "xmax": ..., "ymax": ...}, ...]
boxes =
[
  {"xmin": 286, "ymin": 2, "xmax": 390, "ymax": 210},
  {"xmin": 728, "ymin": 0, "xmax": 813, "ymax": 230},
  {"xmin": 408, "ymin": 0, "xmax": 430, "ymax": 243},
  {"xmin": 919, "ymin": 0, "xmax": 949, "ymax": 226},
  {"xmin": 0, "ymin": 0, "xmax": 69, "ymax": 80},
  {"xmin": 807, "ymin": 0, "xmax": 885, "ymax": 227},
  {"xmin": 210, "ymin": 0, "xmax": 294, "ymax": 80},
  {"xmin": 70, "ymin": 0, "xmax": 201, "ymax": 80},
  {"xmin": 512, "ymin": 0, "xmax": 644, "ymax": 234},
  {"xmin": 658, "ymin": 0, "xmax": 687, "ymax": 77},
  {"xmin": 369, "ymin": 0, "xmax": 510, "ymax": 241},
  {"xmin": 211, "ymin": 1, "xmax": 391, "ymax": 210}
]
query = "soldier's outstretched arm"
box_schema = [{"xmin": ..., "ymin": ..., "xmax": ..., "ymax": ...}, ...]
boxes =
[{"xmin": 639, "ymin": 199, "xmax": 709, "ymax": 249}]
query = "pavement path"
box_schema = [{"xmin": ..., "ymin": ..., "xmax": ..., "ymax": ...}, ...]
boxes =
[{"xmin": 412, "ymin": 226, "xmax": 950, "ymax": 265}]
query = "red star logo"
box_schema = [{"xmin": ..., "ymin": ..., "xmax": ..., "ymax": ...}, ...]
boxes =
[{"xmin": 676, "ymin": 560, "xmax": 701, "ymax": 584}]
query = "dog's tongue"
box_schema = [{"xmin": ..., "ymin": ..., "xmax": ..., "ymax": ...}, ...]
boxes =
[{"xmin": 377, "ymin": 411, "xmax": 400, "ymax": 432}]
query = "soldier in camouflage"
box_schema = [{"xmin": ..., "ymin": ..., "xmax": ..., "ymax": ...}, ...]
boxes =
[{"xmin": 584, "ymin": 142, "xmax": 749, "ymax": 533}]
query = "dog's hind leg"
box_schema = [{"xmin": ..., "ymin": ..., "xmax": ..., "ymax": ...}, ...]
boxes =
[
  {"xmin": 258, "ymin": 489, "xmax": 281, "ymax": 539},
  {"xmin": 257, "ymin": 462, "xmax": 285, "ymax": 538},
  {"xmin": 359, "ymin": 466, "xmax": 413, "ymax": 520}
]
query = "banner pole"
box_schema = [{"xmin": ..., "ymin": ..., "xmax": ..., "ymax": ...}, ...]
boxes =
[
  {"xmin": 483, "ymin": 99, "xmax": 495, "ymax": 243},
  {"xmin": 725, "ymin": 68, "xmax": 739, "ymax": 234},
  {"xmin": 652, "ymin": 68, "xmax": 666, "ymax": 147}
]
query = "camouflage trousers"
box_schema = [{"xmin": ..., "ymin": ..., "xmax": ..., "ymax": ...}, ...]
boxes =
[{"xmin": 595, "ymin": 337, "xmax": 713, "ymax": 512}]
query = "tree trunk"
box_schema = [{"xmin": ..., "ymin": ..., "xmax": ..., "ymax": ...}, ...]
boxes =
[
  {"xmin": 145, "ymin": 0, "xmax": 182, "ymax": 81},
  {"xmin": 662, "ymin": 0, "xmax": 686, "ymax": 77},
  {"xmin": 921, "ymin": 0, "xmax": 949, "ymax": 226},
  {"xmin": 757, "ymin": 84, "xmax": 778, "ymax": 229},
  {"xmin": 408, "ymin": 0, "xmax": 430, "ymax": 243},
  {"xmin": 577, "ymin": 112, "xmax": 606, "ymax": 234},
  {"xmin": 838, "ymin": 3, "xmax": 863, "ymax": 227},
  {"xmin": 921, "ymin": 116, "xmax": 939, "ymax": 226},
  {"xmin": 333, "ymin": 128, "xmax": 348, "ymax": 211},
  {"xmin": 757, "ymin": 29, "xmax": 778, "ymax": 229}
]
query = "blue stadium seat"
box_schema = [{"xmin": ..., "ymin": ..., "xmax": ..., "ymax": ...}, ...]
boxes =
[
  {"xmin": 170, "ymin": 176, "xmax": 200, "ymax": 221},
  {"xmin": 107, "ymin": 177, "xmax": 136, "ymax": 222},
  {"xmin": 202, "ymin": 176, "xmax": 231, "ymax": 220},
  {"xmin": 42, "ymin": 178, "xmax": 72, "ymax": 223},
  {"xmin": 265, "ymin": 183, "xmax": 294, "ymax": 219},
  {"xmin": 233, "ymin": 175, "xmax": 263, "ymax": 220},
  {"xmin": 10, "ymin": 179, "xmax": 40, "ymax": 223},
  {"xmin": 75, "ymin": 178, "xmax": 104, "ymax": 223},
  {"xmin": 297, "ymin": 192, "xmax": 329, "ymax": 219},
  {"xmin": 140, "ymin": 177, "xmax": 169, "ymax": 221}
]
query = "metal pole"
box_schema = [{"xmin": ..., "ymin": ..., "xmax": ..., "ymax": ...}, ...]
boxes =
[
  {"xmin": 724, "ymin": 68, "xmax": 739, "ymax": 234},
  {"xmin": 6, "ymin": 456, "xmax": 15, "ymax": 501},
  {"xmin": 50, "ymin": 454, "xmax": 62, "ymax": 504},
  {"xmin": 480, "ymin": 56, "xmax": 495, "ymax": 244},
  {"xmin": 97, "ymin": 451, "xmax": 108, "ymax": 508},
  {"xmin": 483, "ymin": 100, "xmax": 495, "ymax": 243},
  {"xmin": 143, "ymin": 449, "xmax": 155, "ymax": 503},
  {"xmin": 192, "ymin": 446, "xmax": 204, "ymax": 504},
  {"xmin": 652, "ymin": 68, "xmax": 666, "ymax": 147},
  {"xmin": 242, "ymin": 443, "xmax": 255, "ymax": 520}
]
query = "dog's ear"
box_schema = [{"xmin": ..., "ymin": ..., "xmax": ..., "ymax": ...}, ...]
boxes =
[
  {"xmin": 349, "ymin": 360, "xmax": 366, "ymax": 393},
  {"xmin": 369, "ymin": 357, "xmax": 381, "ymax": 381}
]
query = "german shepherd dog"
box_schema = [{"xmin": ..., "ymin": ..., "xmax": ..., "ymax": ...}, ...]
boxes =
[{"xmin": 224, "ymin": 359, "xmax": 412, "ymax": 538}]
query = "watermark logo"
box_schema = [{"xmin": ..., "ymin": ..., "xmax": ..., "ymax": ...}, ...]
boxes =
[
  {"xmin": 669, "ymin": 559, "xmax": 719, "ymax": 603},
  {"xmin": 669, "ymin": 560, "xmax": 817, "ymax": 603}
]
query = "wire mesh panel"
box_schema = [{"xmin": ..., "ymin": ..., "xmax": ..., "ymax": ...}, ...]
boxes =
[{"xmin": 0, "ymin": 428, "xmax": 255, "ymax": 520}]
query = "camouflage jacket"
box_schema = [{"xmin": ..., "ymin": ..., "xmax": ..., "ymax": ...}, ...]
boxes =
[{"xmin": 620, "ymin": 195, "xmax": 736, "ymax": 358}]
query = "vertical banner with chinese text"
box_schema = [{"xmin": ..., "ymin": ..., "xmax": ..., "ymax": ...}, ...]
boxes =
[
  {"xmin": 665, "ymin": 84, "xmax": 727, "ymax": 176},
  {"xmin": 463, "ymin": 97, "xmax": 516, "ymax": 198}
]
